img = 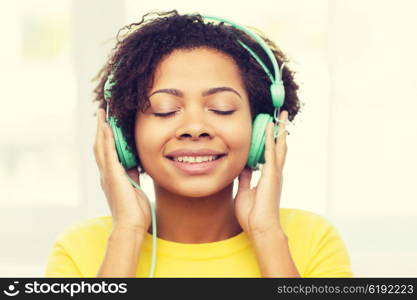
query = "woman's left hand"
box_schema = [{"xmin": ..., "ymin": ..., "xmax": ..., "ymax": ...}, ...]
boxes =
[{"xmin": 234, "ymin": 110, "xmax": 289, "ymax": 237}]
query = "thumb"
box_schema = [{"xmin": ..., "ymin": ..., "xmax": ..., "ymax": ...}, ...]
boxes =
[{"xmin": 237, "ymin": 167, "xmax": 252, "ymax": 194}]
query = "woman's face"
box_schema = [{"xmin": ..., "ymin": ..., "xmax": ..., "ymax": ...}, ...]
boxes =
[{"xmin": 135, "ymin": 47, "xmax": 252, "ymax": 197}]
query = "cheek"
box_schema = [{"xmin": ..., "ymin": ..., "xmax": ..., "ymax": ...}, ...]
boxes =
[
  {"xmin": 134, "ymin": 121, "xmax": 165, "ymax": 161},
  {"xmin": 220, "ymin": 120, "xmax": 252, "ymax": 160}
]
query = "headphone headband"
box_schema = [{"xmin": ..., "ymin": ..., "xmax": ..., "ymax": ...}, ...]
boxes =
[
  {"xmin": 202, "ymin": 15, "xmax": 285, "ymax": 109},
  {"xmin": 202, "ymin": 15, "xmax": 282, "ymax": 84}
]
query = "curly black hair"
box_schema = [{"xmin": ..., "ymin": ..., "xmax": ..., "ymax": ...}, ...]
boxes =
[{"xmin": 92, "ymin": 10, "xmax": 303, "ymax": 173}]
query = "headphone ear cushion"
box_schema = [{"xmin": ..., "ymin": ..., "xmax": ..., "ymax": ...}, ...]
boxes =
[
  {"xmin": 108, "ymin": 116, "xmax": 138, "ymax": 169},
  {"xmin": 246, "ymin": 113, "xmax": 273, "ymax": 169}
]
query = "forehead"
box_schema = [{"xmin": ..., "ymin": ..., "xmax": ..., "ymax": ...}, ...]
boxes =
[{"xmin": 151, "ymin": 47, "xmax": 244, "ymax": 88}]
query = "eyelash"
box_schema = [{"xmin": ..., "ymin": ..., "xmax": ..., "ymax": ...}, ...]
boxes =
[{"xmin": 153, "ymin": 110, "xmax": 235, "ymax": 118}]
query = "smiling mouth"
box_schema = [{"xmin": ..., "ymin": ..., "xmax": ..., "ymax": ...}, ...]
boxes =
[{"xmin": 166, "ymin": 154, "xmax": 226, "ymax": 162}]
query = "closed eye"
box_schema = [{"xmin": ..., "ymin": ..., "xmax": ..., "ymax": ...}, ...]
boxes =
[
  {"xmin": 153, "ymin": 110, "xmax": 235, "ymax": 118},
  {"xmin": 212, "ymin": 110, "xmax": 235, "ymax": 115},
  {"xmin": 153, "ymin": 112, "xmax": 176, "ymax": 117}
]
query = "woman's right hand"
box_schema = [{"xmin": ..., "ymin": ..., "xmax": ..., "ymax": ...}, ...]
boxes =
[{"xmin": 93, "ymin": 108, "xmax": 152, "ymax": 235}]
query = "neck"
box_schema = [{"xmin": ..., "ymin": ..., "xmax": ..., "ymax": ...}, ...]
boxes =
[{"xmin": 147, "ymin": 181, "xmax": 243, "ymax": 243}]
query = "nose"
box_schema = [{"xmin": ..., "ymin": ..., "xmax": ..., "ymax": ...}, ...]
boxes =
[{"xmin": 175, "ymin": 109, "xmax": 215, "ymax": 141}]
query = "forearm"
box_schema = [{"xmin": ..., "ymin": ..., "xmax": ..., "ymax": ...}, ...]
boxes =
[
  {"xmin": 250, "ymin": 226, "xmax": 301, "ymax": 278},
  {"xmin": 97, "ymin": 227, "xmax": 144, "ymax": 278}
]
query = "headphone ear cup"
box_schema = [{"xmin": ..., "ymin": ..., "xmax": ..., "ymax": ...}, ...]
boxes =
[
  {"xmin": 270, "ymin": 81, "xmax": 285, "ymax": 108},
  {"xmin": 246, "ymin": 113, "xmax": 273, "ymax": 169},
  {"xmin": 108, "ymin": 116, "xmax": 138, "ymax": 169}
]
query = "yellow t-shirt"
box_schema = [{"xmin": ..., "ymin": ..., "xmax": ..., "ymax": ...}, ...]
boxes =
[{"xmin": 44, "ymin": 208, "xmax": 353, "ymax": 277}]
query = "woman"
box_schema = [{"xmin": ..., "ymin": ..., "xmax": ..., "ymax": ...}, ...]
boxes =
[{"xmin": 45, "ymin": 10, "xmax": 353, "ymax": 278}]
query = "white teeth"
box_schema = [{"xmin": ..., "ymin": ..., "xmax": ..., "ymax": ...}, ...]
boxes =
[{"xmin": 173, "ymin": 155, "xmax": 218, "ymax": 163}]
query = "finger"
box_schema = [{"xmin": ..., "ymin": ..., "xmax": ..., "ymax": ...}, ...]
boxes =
[
  {"xmin": 237, "ymin": 167, "xmax": 252, "ymax": 193},
  {"xmin": 275, "ymin": 110, "xmax": 289, "ymax": 170},
  {"xmin": 102, "ymin": 114, "xmax": 125, "ymax": 174},
  {"xmin": 93, "ymin": 108, "xmax": 105, "ymax": 170},
  {"xmin": 261, "ymin": 120, "xmax": 278, "ymax": 178}
]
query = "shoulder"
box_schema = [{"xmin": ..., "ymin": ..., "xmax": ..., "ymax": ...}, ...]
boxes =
[
  {"xmin": 46, "ymin": 216, "xmax": 113, "ymax": 277},
  {"xmin": 279, "ymin": 208, "xmax": 353, "ymax": 277},
  {"xmin": 279, "ymin": 207, "xmax": 344, "ymax": 247},
  {"xmin": 54, "ymin": 216, "xmax": 113, "ymax": 250},
  {"xmin": 279, "ymin": 207, "xmax": 331, "ymax": 231}
]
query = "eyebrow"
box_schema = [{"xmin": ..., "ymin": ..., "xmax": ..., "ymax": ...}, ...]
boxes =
[{"xmin": 148, "ymin": 87, "xmax": 242, "ymax": 100}]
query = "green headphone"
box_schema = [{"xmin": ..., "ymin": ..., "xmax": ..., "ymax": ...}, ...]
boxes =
[{"xmin": 103, "ymin": 15, "xmax": 285, "ymax": 171}]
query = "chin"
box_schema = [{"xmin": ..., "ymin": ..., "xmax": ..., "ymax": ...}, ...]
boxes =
[
  {"xmin": 175, "ymin": 184, "xmax": 221, "ymax": 198},
  {"xmin": 169, "ymin": 179, "xmax": 232, "ymax": 198}
]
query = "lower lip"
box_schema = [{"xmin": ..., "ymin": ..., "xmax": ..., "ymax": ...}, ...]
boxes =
[{"xmin": 166, "ymin": 155, "xmax": 226, "ymax": 175}]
